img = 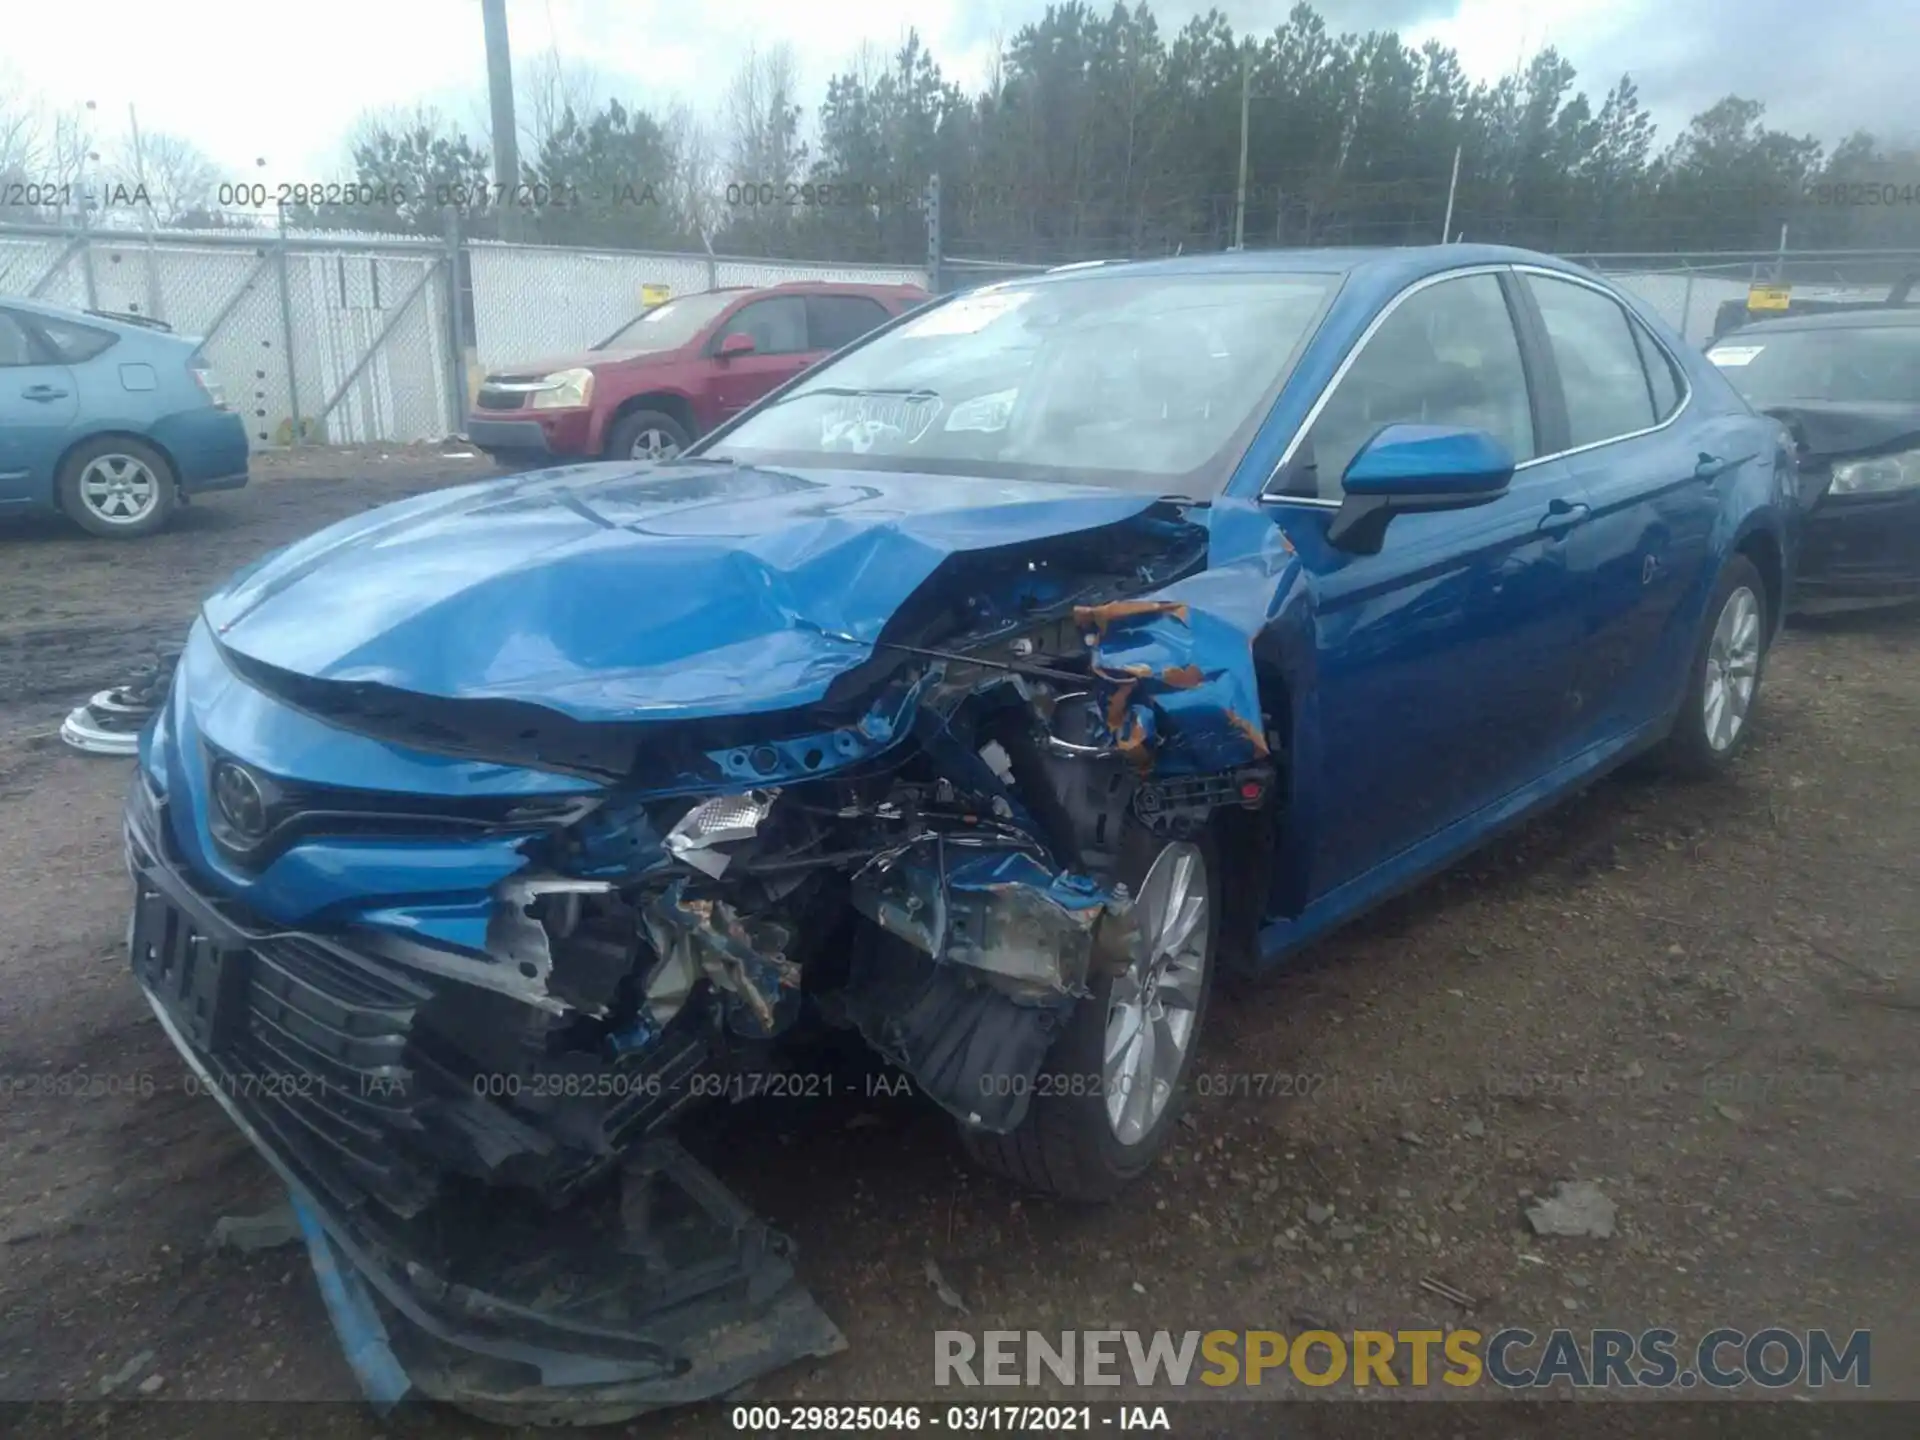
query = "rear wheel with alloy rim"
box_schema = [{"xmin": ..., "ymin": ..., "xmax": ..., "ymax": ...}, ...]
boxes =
[
  {"xmin": 605, "ymin": 409, "xmax": 691, "ymax": 463},
  {"xmin": 963, "ymin": 828, "xmax": 1218, "ymax": 1200},
  {"xmin": 57, "ymin": 436, "xmax": 178, "ymax": 539},
  {"xmin": 1657, "ymin": 553, "xmax": 1769, "ymax": 777}
]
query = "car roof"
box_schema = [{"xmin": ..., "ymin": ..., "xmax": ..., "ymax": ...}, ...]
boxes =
[
  {"xmin": 1716, "ymin": 307, "xmax": 1920, "ymax": 339},
  {"xmin": 987, "ymin": 243, "xmax": 1610, "ymax": 293},
  {"xmin": 1, "ymin": 294, "xmax": 181, "ymax": 339},
  {"xmin": 758, "ymin": 280, "xmax": 928, "ymax": 295}
]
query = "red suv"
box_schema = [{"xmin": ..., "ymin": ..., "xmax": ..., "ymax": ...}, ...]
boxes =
[{"xmin": 466, "ymin": 281, "xmax": 929, "ymax": 463}]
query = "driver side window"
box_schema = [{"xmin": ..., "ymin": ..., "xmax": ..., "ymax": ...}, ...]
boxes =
[
  {"xmin": 1293, "ymin": 273, "xmax": 1535, "ymax": 500},
  {"xmin": 718, "ymin": 297, "xmax": 808, "ymax": 356}
]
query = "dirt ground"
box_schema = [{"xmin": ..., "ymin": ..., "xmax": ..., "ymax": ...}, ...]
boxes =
[{"xmin": 0, "ymin": 448, "xmax": 1914, "ymax": 1437}]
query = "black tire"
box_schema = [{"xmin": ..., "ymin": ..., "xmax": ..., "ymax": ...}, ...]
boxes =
[
  {"xmin": 604, "ymin": 409, "xmax": 691, "ymax": 463},
  {"xmin": 962, "ymin": 827, "xmax": 1219, "ymax": 1201},
  {"xmin": 57, "ymin": 435, "xmax": 178, "ymax": 539},
  {"xmin": 1654, "ymin": 554, "xmax": 1770, "ymax": 778}
]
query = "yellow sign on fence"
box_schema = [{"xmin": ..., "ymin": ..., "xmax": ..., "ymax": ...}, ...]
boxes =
[
  {"xmin": 641, "ymin": 283, "xmax": 671, "ymax": 308},
  {"xmin": 1747, "ymin": 283, "xmax": 1792, "ymax": 311}
]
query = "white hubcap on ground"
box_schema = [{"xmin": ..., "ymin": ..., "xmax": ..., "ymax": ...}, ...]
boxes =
[
  {"xmin": 1704, "ymin": 585, "xmax": 1761, "ymax": 752},
  {"xmin": 1104, "ymin": 841, "xmax": 1209, "ymax": 1146},
  {"xmin": 79, "ymin": 454, "xmax": 159, "ymax": 524},
  {"xmin": 631, "ymin": 428, "xmax": 680, "ymax": 461}
]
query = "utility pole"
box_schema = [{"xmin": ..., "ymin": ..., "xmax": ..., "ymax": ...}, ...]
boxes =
[
  {"xmin": 1440, "ymin": 144, "xmax": 1461, "ymax": 244},
  {"xmin": 1233, "ymin": 42, "xmax": 1251, "ymax": 251},
  {"xmin": 481, "ymin": 0, "xmax": 520, "ymax": 240}
]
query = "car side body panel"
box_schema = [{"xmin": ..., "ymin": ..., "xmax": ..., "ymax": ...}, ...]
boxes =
[
  {"xmin": 1190, "ymin": 247, "xmax": 1792, "ymax": 965},
  {"xmin": 470, "ymin": 283, "xmax": 927, "ymax": 460},
  {"xmin": 0, "ymin": 298, "xmax": 249, "ymax": 514}
]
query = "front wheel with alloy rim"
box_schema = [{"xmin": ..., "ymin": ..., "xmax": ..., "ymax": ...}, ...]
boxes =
[
  {"xmin": 605, "ymin": 409, "xmax": 691, "ymax": 463},
  {"xmin": 962, "ymin": 829, "xmax": 1217, "ymax": 1201},
  {"xmin": 57, "ymin": 436, "xmax": 178, "ymax": 539},
  {"xmin": 1657, "ymin": 553, "xmax": 1769, "ymax": 777}
]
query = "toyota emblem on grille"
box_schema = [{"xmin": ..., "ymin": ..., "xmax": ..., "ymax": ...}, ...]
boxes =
[{"xmin": 212, "ymin": 760, "xmax": 269, "ymax": 840}]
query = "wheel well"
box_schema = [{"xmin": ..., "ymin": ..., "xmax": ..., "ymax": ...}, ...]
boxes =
[
  {"xmin": 605, "ymin": 393, "xmax": 694, "ymax": 452},
  {"xmin": 1736, "ymin": 528, "xmax": 1783, "ymax": 635},
  {"xmin": 51, "ymin": 431, "xmax": 179, "ymax": 514}
]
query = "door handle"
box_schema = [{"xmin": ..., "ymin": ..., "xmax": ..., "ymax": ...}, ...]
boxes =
[
  {"xmin": 21, "ymin": 385, "xmax": 69, "ymax": 402},
  {"xmin": 1694, "ymin": 451, "xmax": 1748, "ymax": 483},
  {"xmin": 1537, "ymin": 498, "xmax": 1591, "ymax": 538}
]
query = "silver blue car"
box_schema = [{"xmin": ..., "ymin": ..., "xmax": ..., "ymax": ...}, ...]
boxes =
[{"xmin": 0, "ymin": 297, "xmax": 249, "ymax": 538}]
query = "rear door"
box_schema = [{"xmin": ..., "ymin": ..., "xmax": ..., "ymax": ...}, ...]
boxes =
[
  {"xmin": 709, "ymin": 296, "xmax": 817, "ymax": 417},
  {"xmin": 0, "ymin": 309, "xmax": 79, "ymax": 505},
  {"xmin": 1517, "ymin": 270, "xmax": 1721, "ymax": 738}
]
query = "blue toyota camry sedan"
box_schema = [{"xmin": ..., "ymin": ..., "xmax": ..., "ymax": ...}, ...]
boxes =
[{"xmin": 123, "ymin": 245, "xmax": 1796, "ymax": 1411}]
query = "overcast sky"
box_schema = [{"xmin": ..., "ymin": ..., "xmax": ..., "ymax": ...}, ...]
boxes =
[{"xmin": 3, "ymin": 0, "xmax": 1911, "ymax": 185}]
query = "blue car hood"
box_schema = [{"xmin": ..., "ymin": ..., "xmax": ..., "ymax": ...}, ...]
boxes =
[{"xmin": 203, "ymin": 461, "xmax": 1166, "ymax": 723}]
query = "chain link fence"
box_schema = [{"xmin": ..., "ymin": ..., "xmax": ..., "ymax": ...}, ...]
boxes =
[
  {"xmin": 940, "ymin": 246, "xmax": 1920, "ymax": 347},
  {"xmin": 0, "ymin": 221, "xmax": 930, "ymax": 451},
  {"xmin": 1565, "ymin": 250, "xmax": 1920, "ymax": 345},
  {"xmin": 6, "ymin": 216, "xmax": 1913, "ymax": 451}
]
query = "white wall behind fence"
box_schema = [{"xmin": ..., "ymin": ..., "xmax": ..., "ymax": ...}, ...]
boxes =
[{"xmin": 0, "ymin": 230, "xmax": 926, "ymax": 447}]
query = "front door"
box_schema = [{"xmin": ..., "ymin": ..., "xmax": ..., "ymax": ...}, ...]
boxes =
[
  {"xmin": 1271, "ymin": 269, "xmax": 1590, "ymax": 900},
  {"xmin": 710, "ymin": 296, "xmax": 821, "ymax": 417},
  {"xmin": 0, "ymin": 309, "xmax": 79, "ymax": 505}
]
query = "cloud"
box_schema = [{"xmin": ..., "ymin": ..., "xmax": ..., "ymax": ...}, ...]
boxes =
[{"xmin": 1555, "ymin": 0, "xmax": 1918, "ymax": 147}]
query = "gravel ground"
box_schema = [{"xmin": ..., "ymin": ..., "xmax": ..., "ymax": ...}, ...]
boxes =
[{"xmin": 0, "ymin": 448, "xmax": 1913, "ymax": 1437}]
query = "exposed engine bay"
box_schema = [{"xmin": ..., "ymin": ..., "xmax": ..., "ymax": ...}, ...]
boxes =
[{"xmin": 246, "ymin": 505, "xmax": 1281, "ymax": 1212}]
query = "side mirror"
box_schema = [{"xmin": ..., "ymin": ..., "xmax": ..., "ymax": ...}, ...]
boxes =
[
  {"xmin": 1328, "ymin": 423, "xmax": 1515, "ymax": 553},
  {"xmin": 717, "ymin": 332, "xmax": 757, "ymax": 360}
]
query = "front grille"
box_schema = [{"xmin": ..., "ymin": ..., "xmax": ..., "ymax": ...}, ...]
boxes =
[
  {"xmin": 475, "ymin": 387, "xmax": 527, "ymax": 411},
  {"xmin": 131, "ymin": 780, "xmax": 716, "ymax": 1223},
  {"xmin": 218, "ymin": 932, "xmax": 442, "ymax": 1216}
]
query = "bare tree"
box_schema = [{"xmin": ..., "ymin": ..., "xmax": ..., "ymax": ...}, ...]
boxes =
[
  {"xmin": 519, "ymin": 47, "xmax": 610, "ymax": 159},
  {"xmin": 0, "ymin": 68, "xmax": 45, "ymax": 176},
  {"xmin": 724, "ymin": 43, "xmax": 807, "ymax": 187},
  {"xmin": 112, "ymin": 129, "xmax": 220, "ymax": 223},
  {"xmin": 42, "ymin": 101, "xmax": 101, "ymax": 220},
  {"xmin": 661, "ymin": 102, "xmax": 722, "ymax": 244}
]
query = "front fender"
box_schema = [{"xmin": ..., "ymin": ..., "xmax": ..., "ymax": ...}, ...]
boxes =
[{"xmin": 1078, "ymin": 499, "xmax": 1315, "ymax": 775}]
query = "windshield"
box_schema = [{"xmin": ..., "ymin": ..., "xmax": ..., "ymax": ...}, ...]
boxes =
[
  {"xmin": 701, "ymin": 271, "xmax": 1339, "ymax": 495},
  {"xmin": 595, "ymin": 291, "xmax": 741, "ymax": 352},
  {"xmin": 1709, "ymin": 325, "xmax": 1920, "ymax": 407}
]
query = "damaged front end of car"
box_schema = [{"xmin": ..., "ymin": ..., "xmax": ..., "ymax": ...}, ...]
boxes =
[{"xmin": 124, "ymin": 471, "xmax": 1290, "ymax": 1420}]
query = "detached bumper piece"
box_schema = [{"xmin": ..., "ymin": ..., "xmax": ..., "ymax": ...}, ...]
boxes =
[
  {"xmin": 126, "ymin": 783, "xmax": 843, "ymax": 1423},
  {"xmin": 62, "ymin": 648, "xmax": 180, "ymax": 756},
  {"xmin": 285, "ymin": 1138, "xmax": 846, "ymax": 1425}
]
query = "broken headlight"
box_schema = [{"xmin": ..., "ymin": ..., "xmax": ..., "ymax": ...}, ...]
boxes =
[{"xmin": 1830, "ymin": 447, "xmax": 1920, "ymax": 496}]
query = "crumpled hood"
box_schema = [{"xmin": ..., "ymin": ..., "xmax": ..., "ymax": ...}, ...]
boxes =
[
  {"xmin": 1763, "ymin": 401, "xmax": 1920, "ymax": 460},
  {"xmin": 202, "ymin": 462, "xmax": 1164, "ymax": 722}
]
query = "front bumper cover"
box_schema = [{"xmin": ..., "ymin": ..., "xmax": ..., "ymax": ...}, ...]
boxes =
[
  {"xmin": 1794, "ymin": 489, "xmax": 1920, "ymax": 607},
  {"xmin": 125, "ymin": 776, "xmax": 844, "ymax": 1420}
]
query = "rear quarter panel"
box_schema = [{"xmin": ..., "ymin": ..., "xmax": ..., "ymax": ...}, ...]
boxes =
[
  {"xmin": 71, "ymin": 333, "xmax": 250, "ymax": 488},
  {"xmin": 1664, "ymin": 330, "xmax": 1800, "ymax": 638}
]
